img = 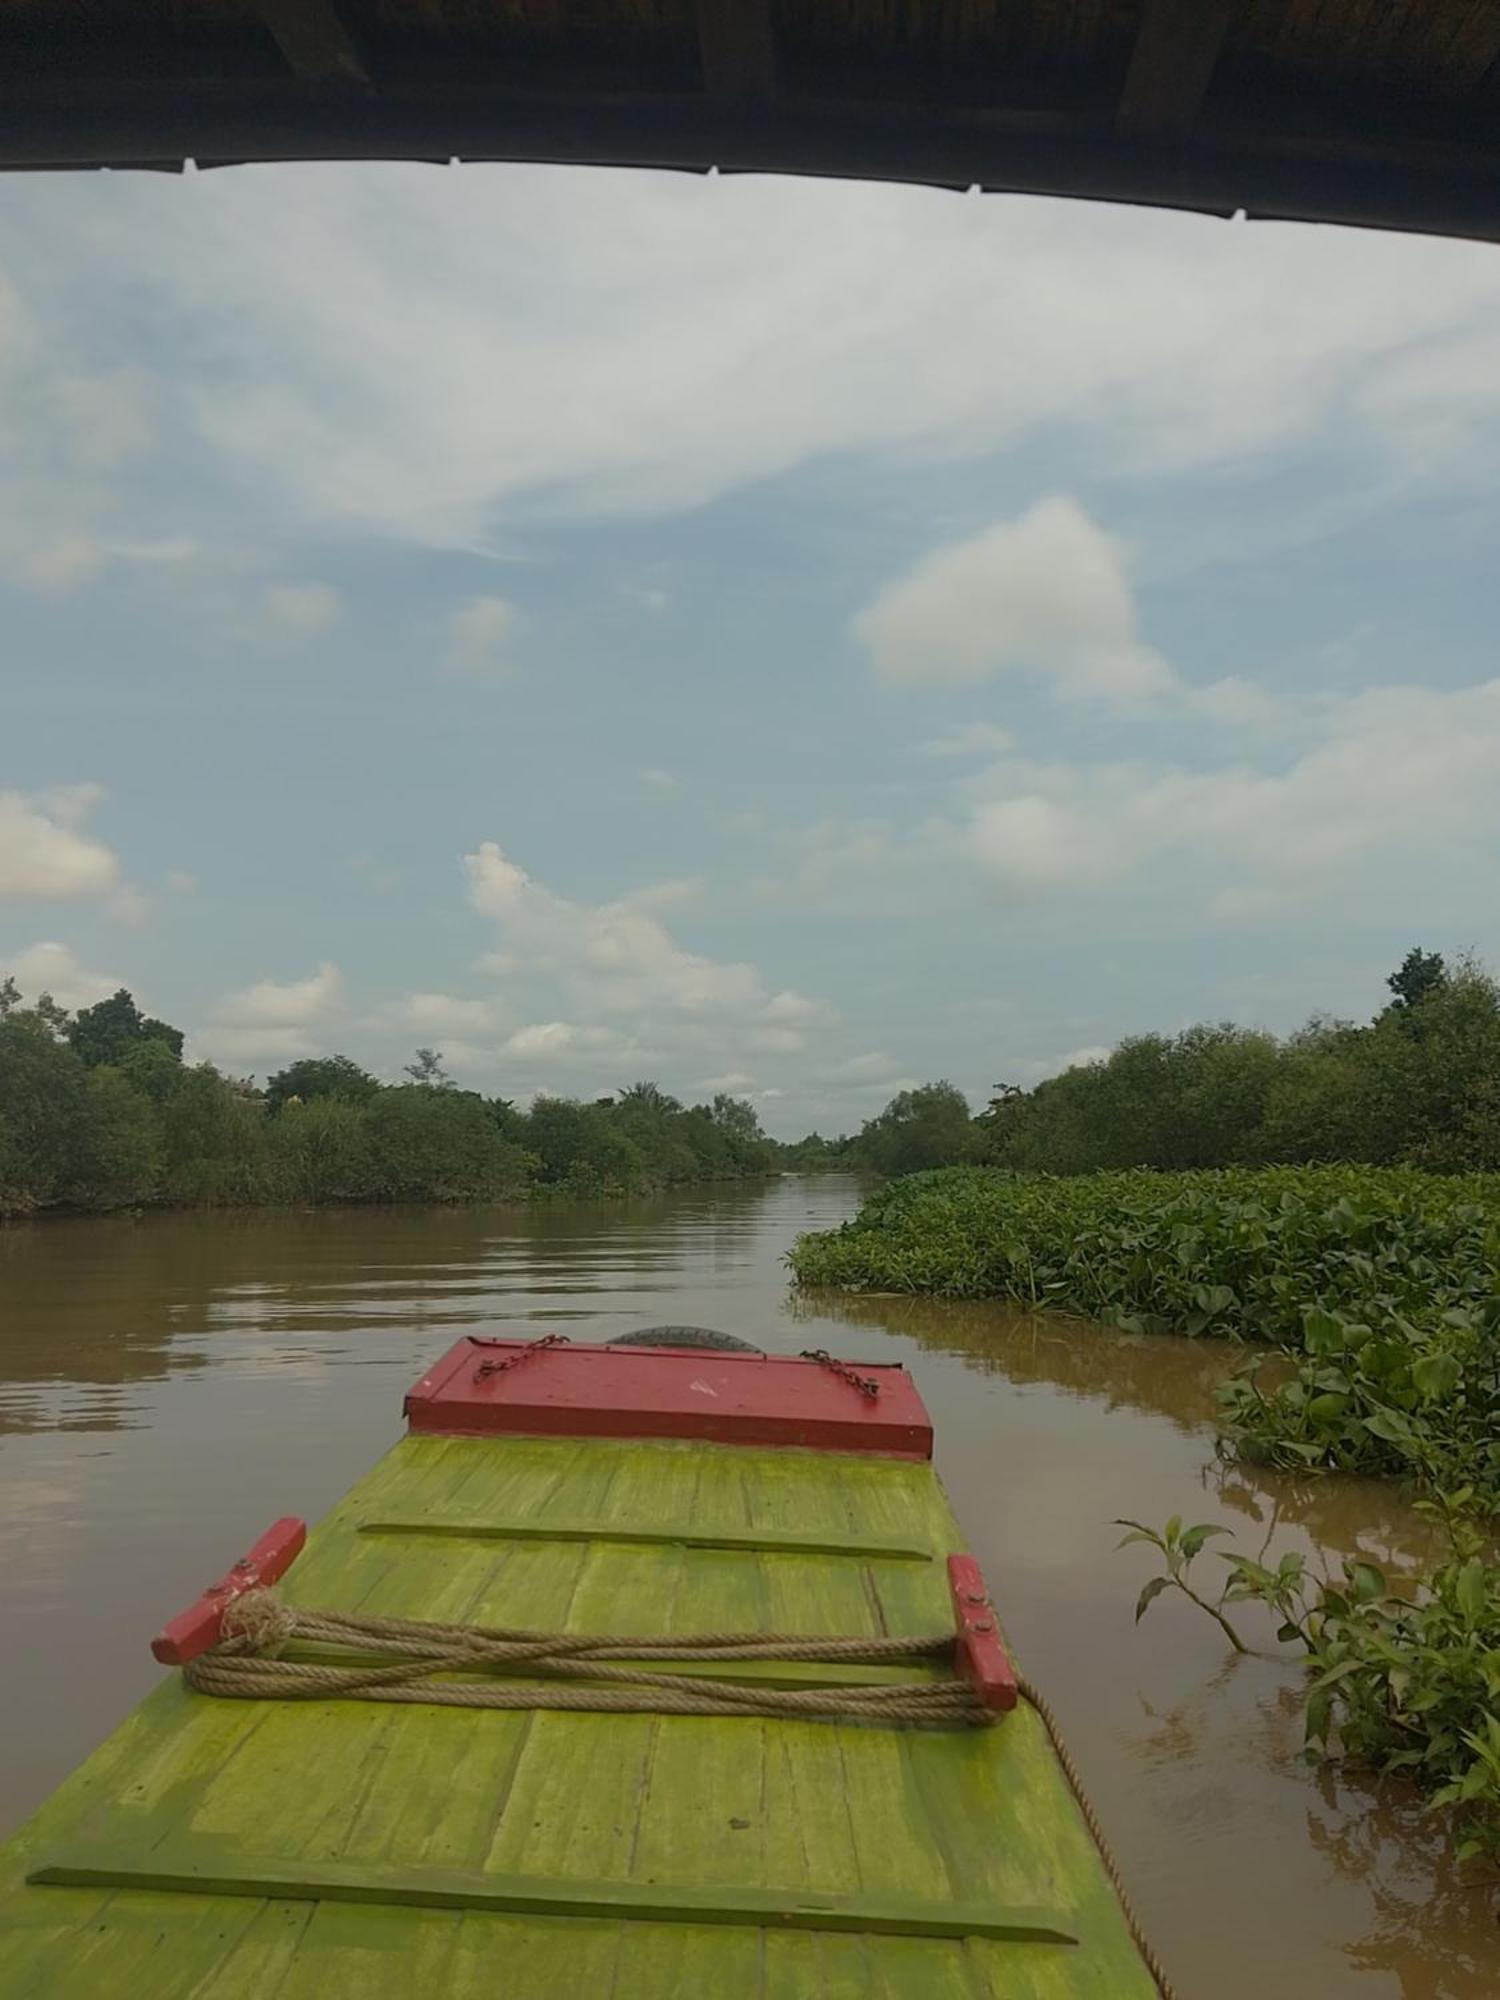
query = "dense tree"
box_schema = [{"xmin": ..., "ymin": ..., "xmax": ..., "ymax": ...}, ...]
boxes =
[
  {"xmin": 0, "ymin": 1005, "xmax": 95, "ymax": 1213},
  {"xmin": 265, "ymin": 1054, "xmax": 380, "ymax": 1114},
  {"xmin": 0, "ymin": 983, "xmax": 777, "ymax": 1218},
  {"xmin": 856, "ymin": 1082, "xmax": 976, "ymax": 1178},
  {"xmin": 784, "ymin": 948, "xmax": 1500, "ymax": 1186},
  {"xmin": 363, "ymin": 1088, "xmax": 527, "ymax": 1201},
  {"xmin": 1387, "ymin": 948, "xmax": 1448, "ymax": 1013},
  {"xmin": 65, "ymin": 989, "xmax": 184, "ymax": 1068}
]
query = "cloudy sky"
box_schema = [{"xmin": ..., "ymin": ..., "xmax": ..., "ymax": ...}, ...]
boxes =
[{"xmin": 4, "ymin": 162, "xmax": 1500, "ymax": 1133}]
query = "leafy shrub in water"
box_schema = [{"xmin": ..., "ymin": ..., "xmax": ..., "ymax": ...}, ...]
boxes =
[
  {"xmin": 1220, "ymin": 1303, "xmax": 1500, "ymax": 1494},
  {"xmin": 1122, "ymin": 1507, "xmax": 1500, "ymax": 1864},
  {"xmin": 790, "ymin": 1164, "xmax": 1500, "ymax": 1346}
]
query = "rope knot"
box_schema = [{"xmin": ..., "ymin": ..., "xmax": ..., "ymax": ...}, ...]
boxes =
[{"xmin": 221, "ymin": 1587, "xmax": 298, "ymax": 1655}]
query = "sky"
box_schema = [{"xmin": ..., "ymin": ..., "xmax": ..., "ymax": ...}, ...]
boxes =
[{"xmin": 4, "ymin": 161, "xmax": 1500, "ymax": 1136}]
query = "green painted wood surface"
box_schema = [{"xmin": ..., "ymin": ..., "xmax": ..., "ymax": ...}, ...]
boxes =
[
  {"xmin": 0, "ymin": 1429, "xmax": 1161, "ymax": 1997},
  {"xmin": 30, "ymin": 1849, "xmax": 1077, "ymax": 1942},
  {"xmin": 358, "ymin": 1516, "xmax": 936, "ymax": 1560}
]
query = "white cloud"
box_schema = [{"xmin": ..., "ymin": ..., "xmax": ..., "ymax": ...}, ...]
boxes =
[
  {"xmin": 922, "ymin": 722, "xmax": 1016, "ymax": 759},
  {"xmin": 264, "ymin": 580, "xmax": 342, "ymax": 638},
  {"xmin": 503, "ymin": 1022, "xmax": 622, "ymax": 1059},
  {"xmin": 462, "ymin": 842, "xmax": 839, "ymax": 1085},
  {"xmin": 0, "ymin": 787, "xmax": 120, "ymax": 901},
  {"xmin": 447, "ymin": 595, "xmax": 517, "ymax": 680},
  {"xmin": 213, "ymin": 961, "xmax": 342, "ymax": 1028},
  {"xmin": 17, "ymin": 168, "xmax": 1500, "ymax": 544},
  {"xmin": 964, "ymin": 678, "xmax": 1500, "ymax": 914},
  {"xmin": 699, "ymin": 1070, "xmax": 755, "ymax": 1092},
  {"xmin": 821, "ymin": 1051, "xmax": 899, "ymax": 1083},
  {"xmin": 380, "ymin": 991, "xmax": 497, "ymax": 1034},
  {"xmin": 639, "ymin": 767, "xmax": 679, "ymax": 795},
  {"xmin": 199, "ymin": 1024, "xmax": 314, "ymax": 1065},
  {"xmin": 6, "ymin": 940, "xmax": 122, "ymax": 1011},
  {"xmin": 1185, "ymin": 675, "xmax": 1287, "ymax": 728},
  {"xmin": 196, "ymin": 964, "xmax": 342, "ymax": 1067},
  {"xmin": 466, "ymin": 842, "xmax": 800, "ymax": 1021},
  {"xmin": 854, "ymin": 497, "xmax": 1175, "ymax": 703},
  {"xmin": 1020, "ymin": 1045, "xmax": 1111, "ymax": 1084}
]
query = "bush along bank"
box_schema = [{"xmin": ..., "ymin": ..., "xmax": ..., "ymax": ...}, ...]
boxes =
[{"xmin": 789, "ymin": 1163, "xmax": 1500, "ymax": 1342}]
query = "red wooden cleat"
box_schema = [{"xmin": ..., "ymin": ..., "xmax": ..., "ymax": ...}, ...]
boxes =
[
  {"xmin": 150, "ymin": 1517, "xmax": 307, "ymax": 1667},
  {"xmin": 948, "ymin": 1553, "xmax": 1019, "ymax": 1712}
]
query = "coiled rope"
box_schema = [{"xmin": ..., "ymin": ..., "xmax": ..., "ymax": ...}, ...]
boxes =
[{"xmin": 186, "ymin": 1591, "xmax": 1174, "ymax": 1996}]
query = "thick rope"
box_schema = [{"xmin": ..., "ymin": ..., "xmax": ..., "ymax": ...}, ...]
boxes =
[
  {"xmin": 1015, "ymin": 1672, "xmax": 1177, "ymax": 2000},
  {"xmin": 186, "ymin": 1592, "xmax": 1174, "ymax": 1996},
  {"xmin": 186, "ymin": 1592, "xmax": 987, "ymax": 1725}
]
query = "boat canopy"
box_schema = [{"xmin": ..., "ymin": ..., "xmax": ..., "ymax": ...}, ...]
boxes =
[{"xmin": 2, "ymin": 0, "xmax": 1499, "ymax": 244}]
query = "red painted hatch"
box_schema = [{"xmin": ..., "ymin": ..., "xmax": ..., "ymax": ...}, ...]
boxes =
[{"xmin": 404, "ymin": 1337, "xmax": 933, "ymax": 1458}]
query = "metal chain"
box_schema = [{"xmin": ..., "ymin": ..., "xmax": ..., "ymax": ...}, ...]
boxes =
[
  {"xmin": 799, "ymin": 1348, "xmax": 881, "ymax": 1400},
  {"xmin": 473, "ymin": 1332, "xmax": 570, "ymax": 1381}
]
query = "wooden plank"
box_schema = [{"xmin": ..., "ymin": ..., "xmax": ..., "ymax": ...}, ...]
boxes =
[
  {"xmin": 1117, "ymin": 0, "xmax": 1236, "ymax": 139},
  {"xmin": 257, "ymin": 0, "xmax": 371, "ymax": 87},
  {"xmin": 28, "ymin": 1849, "xmax": 1079, "ymax": 1943},
  {"xmin": 1, "ymin": 1433, "xmax": 1160, "ymax": 1995},
  {"xmin": 357, "ymin": 1517, "xmax": 934, "ymax": 1561},
  {"xmin": 694, "ymin": 0, "xmax": 778, "ymax": 102}
]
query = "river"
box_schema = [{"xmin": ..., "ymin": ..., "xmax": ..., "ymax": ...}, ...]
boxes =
[{"xmin": 0, "ymin": 1174, "xmax": 1491, "ymax": 1995}]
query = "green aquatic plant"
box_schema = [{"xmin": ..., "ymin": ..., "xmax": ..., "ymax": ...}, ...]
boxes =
[
  {"xmin": 790, "ymin": 1164, "xmax": 1500, "ymax": 1349},
  {"xmin": 794, "ymin": 1164, "xmax": 1500, "ymax": 1504},
  {"xmin": 1121, "ymin": 1501, "xmax": 1500, "ymax": 1863},
  {"xmin": 1218, "ymin": 1302, "xmax": 1500, "ymax": 1500}
]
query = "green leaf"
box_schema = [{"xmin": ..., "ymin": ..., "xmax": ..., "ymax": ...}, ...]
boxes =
[
  {"xmin": 1306, "ymin": 1392, "xmax": 1349, "ymax": 1424},
  {"xmin": 1178, "ymin": 1524, "xmax": 1233, "ymax": 1561},
  {"xmin": 1412, "ymin": 1350, "xmax": 1462, "ymax": 1400},
  {"xmin": 1456, "ymin": 1557, "xmax": 1488, "ymax": 1626},
  {"xmin": 1135, "ymin": 1576, "xmax": 1172, "ymax": 1625},
  {"xmin": 1164, "ymin": 1514, "xmax": 1182, "ymax": 1548},
  {"xmin": 1303, "ymin": 1308, "xmax": 1346, "ymax": 1357},
  {"xmin": 1348, "ymin": 1561, "xmax": 1386, "ymax": 1604},
  {"xmin": 1360, "ymin": 1408, "xmax": 1416, "ymax": 1446}
]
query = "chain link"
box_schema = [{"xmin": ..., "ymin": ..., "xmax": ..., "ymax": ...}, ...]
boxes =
[
  {"xmin": 473, "ymin": 1332, "xmax": 570, "ymax": 1381},
  {"xmin": 799, "ymin": 1348, "xmax": 881, "ymax": 1400}
]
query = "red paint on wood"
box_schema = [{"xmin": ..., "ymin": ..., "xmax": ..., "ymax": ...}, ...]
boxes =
[
  {"xmin": 404, "ymin": 1338, "xmax": 933, "ymax": 1458},
  {"xmin": 151, "ymin": 1517, "xmax": 307, "ymax": 1666},
  {"xmin": 948, "ymin": 1553, "xmax": 1019, "ymax": 1712}
]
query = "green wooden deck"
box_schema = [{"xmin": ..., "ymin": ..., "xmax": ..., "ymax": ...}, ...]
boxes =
[{"xmin": 0, "ymin": 1432, "xmax": 1158, "ymax": 1997}]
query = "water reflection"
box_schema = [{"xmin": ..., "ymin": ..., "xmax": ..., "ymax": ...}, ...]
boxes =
[
  {"xmin": 804, "ymin": 1285, "xmax": 1445, "ymax": 1572},
  {"xmin": 1, "ymin": 1176, "xmax": 1496, "ymax": 1994}
]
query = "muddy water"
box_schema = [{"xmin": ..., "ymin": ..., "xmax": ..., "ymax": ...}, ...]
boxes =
[{"xmin": 0, "ymin": 1175, "xmax": 1493, "ymax": 1995}]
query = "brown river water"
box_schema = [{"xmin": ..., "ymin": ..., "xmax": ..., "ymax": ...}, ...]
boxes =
[{"xmin": 1, "ymin": 1174, "xmax": 1495, "ymax": 1996}]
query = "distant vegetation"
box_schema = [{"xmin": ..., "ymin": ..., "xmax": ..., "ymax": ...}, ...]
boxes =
[
  {"xmin": 787, "ymin": 951, "xmax": 1500, "ymax": 1177},
  {"xmin": 0, "ymin": 982, "xmax": 774, "ymax": 1218}
]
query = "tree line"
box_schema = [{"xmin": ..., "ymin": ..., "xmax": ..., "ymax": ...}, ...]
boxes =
[
  {"xmin": 0, "ymin": 981, "xmax": 774, "ymax": 1218},
  {"xmin": 785, "ymin": 950, "xmax": 1500, "ymax": 1179}
]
